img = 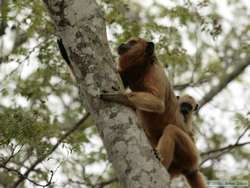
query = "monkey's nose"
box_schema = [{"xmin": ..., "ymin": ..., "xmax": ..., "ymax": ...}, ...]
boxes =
[
  {"xmin": 117, "ymin": 43, "xmax": 129, "ymax": 55},
  {"xmin": 180, "ymin": 103, "xmax": 192, "ymax": 114},
  {"xmin": 181, "ymin": 107, "xmax": 189, "ymax": 115}
]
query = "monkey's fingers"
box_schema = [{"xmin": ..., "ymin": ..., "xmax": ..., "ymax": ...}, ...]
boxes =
[
  {"xmin": 100, "ymin": 92, "xmax": 127, "ymax": 102},
  {"xmin": 153, "ymin": 149, "xmax": 162, "ymax": 161}
]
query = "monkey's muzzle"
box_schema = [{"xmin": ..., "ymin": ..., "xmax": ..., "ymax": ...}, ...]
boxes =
[
  {"xmin": 117, "ymin": 43, "xmax": 130, "ymax": 55},
  {"xmin": 180, "ymin": 103, "xmax": 193, "ymax": 115}
]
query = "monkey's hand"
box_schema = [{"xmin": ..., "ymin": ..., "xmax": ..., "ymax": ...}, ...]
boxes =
[
  {"xmin": 100, "ymin": 92, "xmax": 135, "ymax": 109},
  {"xmin": 100, "ymin": 92, "xmax": 127, "ymax": 102}
]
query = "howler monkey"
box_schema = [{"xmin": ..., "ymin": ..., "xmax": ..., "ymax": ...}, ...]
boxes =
[
  {"xmin": 177, "ymin": 95, "xmax": 199, "ymax": 141},
  {"xmin": 101, "ymin": 38, "xmax": 206, "ymax": 188},
  {"xmin": 176, "ymin": 95, "xmax": 206, "ymax": 187}
]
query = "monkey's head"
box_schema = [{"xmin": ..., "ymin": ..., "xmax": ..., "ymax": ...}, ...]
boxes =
[
  {"xmin": 177, "ymin": 95, "xmax": 199, "ymax": 116},
  {"xmin": 117, "ymin": 38, "xmax": 155, "ymax": 72}
]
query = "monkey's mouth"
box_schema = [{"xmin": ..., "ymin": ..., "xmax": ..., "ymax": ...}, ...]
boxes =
[{"xmin": 180, "ymin": 103, "xmax": 193, "ymax": 115}]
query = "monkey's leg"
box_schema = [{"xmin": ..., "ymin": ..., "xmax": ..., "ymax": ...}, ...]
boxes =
[
  {"xmin": 157, "ymin": 124, "xmax": 199, "ymax": 168},
  {"xmin": 184, "ymin": 170, "xmax": 207, "ymax": 188},
  {"xmin": 156, "ymin": 124, "xmax": 176, "ymax": 168},
  {"xmin": 157, "ymin": 125, "xmax": 207, "ymax": 188},
  {"xmin": 101, "ymin": 91, "xmax": 165, "ymax": 113}
]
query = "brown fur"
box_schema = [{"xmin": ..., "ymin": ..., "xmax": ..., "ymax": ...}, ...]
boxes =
[
  {"xmin": 177, "ymin": 95, "xmax": 207, "ymax": 187},
  {"xmin": 101, "ymin": 38, "xmax": 207, "ymax": 188},
  {"xmin": 177, "ymin": 95, "xmax": 198, "ymax": 141}
]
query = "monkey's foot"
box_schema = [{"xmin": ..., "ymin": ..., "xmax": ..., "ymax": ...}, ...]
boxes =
[{"xmin": 153, "ymin": 149, "xmax": 162, "ymax": 161}]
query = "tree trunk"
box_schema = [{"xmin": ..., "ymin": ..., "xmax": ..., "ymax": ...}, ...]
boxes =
[{"xmin": 43, "ymin": 0, "xmax": 170, "ymax": 187}]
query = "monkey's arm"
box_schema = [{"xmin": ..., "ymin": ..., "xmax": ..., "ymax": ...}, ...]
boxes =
[
  {"xmin": 101, "ymin": 91, "xmax": 164, "ymax": 113},
  {"xmin": 126, "ymin": 92, "xmax": 165, "ymax": 113},
  {"xmin": 128, "ymin": 64, "xmax": 166, "ymax": 113},
  {"xmin": 101, "ymin": 64, "xmax": 166, "ymax": 113}
]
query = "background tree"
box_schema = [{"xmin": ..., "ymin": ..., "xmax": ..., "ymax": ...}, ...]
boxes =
[{"xmin": 0, "ymin": 0, "xmax": 249, "ymax": 187}]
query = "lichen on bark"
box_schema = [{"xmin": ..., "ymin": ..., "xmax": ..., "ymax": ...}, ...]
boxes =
[{"xmin": 43, "ymin": 0, "xmax": 170, "ymax": 187}]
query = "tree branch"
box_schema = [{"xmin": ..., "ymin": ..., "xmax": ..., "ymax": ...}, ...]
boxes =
[
  {"xmin": 0, "ymin": 164, "xmax": 54, "ymax": 187},
  {"xmin": 201, "ymin": 141, "xmax": 250, "ymax": 157},
  {"xmin": 0, "ymin": 144, "xmax": 23, "ymax": 166},
  {"xmin": 200, "ymin": 127, "xmax": 250, "ymax": 166},
  {"xmin": 11, "ymin": 112, "xmax": 90, "ymax": 188},
  {"xmin": 199, "ymin": 60, "xmax": 250, "ymax": 108},
  {"xmin": 43, "ymin": 0, "xmax": 170, "ymax": 187}
]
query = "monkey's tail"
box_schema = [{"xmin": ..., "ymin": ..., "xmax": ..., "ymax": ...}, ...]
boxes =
[
  {"xmin": 184, "ymin": 170, "xmax": 207, "ymax": 188},
  {"xmin": 57, "ymin": 39, "xmax": 76, "ymax": 80}
]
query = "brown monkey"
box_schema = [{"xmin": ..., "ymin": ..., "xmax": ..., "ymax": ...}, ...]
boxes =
[
  {"xmin": 175, "ymin": 95, "xmax": 206, "ymax": 187},
  {"xmin": 177, "ymin": 95, "xmax": 199, "ymax": 141},
  {"xmin": 101, "ymin": 38, "xmax": 206, "ymax": 188}
]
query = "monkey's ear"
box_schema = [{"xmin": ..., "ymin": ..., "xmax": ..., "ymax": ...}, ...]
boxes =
[
  {"xmin": 145, "ymin": 42, "xmax": 154, "ymax": 55},
  {"xmin": 194, "ymin": 104, "xmax": 199, "ymax": 111}
]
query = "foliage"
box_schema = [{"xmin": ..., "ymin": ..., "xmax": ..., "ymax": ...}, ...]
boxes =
[{"xmin": 0, "ymin": 0, "xmax": 249, "ymax": 187}]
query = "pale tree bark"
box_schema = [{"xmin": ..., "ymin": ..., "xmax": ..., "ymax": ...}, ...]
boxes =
[{"xmin": 43, "ymin": 0, "xmax": 170, "ymax": 188}]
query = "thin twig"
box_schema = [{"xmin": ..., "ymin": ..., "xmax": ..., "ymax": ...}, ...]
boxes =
[
  {"xmin": 0, "ymin": 164, "xmax": 53, "ymax": 187},
  {"xmin": 200, "ymin": 126, "xmax": 250, "ymax": 166},
  {"xmin": 201, "ymin": 141, "xmax": 250, "ymax": 157},
  {"xmin": 96, "ymin": 178, "xmax": 118, "ymax": 188},
  {"xmin": 0, "ymin": 144, "xmax": 23, "ymax": 166},
  {"xmin": 11, "ymin": 112, "xmax": 90, "ymax": 188}
]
